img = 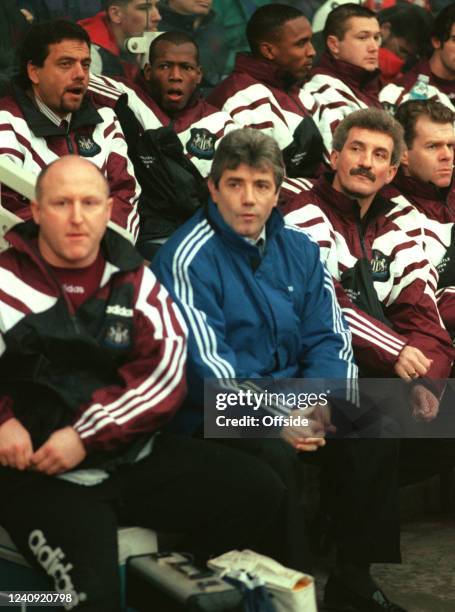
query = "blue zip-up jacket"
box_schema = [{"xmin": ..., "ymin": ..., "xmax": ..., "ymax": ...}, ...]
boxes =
[{"xmin": 153, "ymin": 202, "xmax": 357, "ymax": 431}]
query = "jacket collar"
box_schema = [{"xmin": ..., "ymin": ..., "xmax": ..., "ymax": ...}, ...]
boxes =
[
  {"xmin": 134, "ymin": 70, "xmax": 205, "ymax": 124},
  {"xmin": 314, "ymin": 173, "xmax": 394, "ymax": 221},
  {"xmin": 206, "ymin": 200, "xmax": 284, "ymax": 254},
  {"xmin": 233, "ymin": 53, "xmax": 300, "ymax": 92},
  {"xmin": 6, "ymin": 220, "xmax": 143, "ymax": 274},
  {"xmin": 12, "ymin": 83, "xmax": 103, "ymax": 137},
  {"xmin": 393, "ymin": 167, "xmax": 450, "ymax": 204},
  {"xmin": 313, "ymin": 52, "xmax": 382, "ymax": 103}
]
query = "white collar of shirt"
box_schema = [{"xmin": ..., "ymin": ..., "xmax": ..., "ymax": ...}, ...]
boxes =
[
  {"xmin": 34, "ymin": 95, "xmax": 72, "ymax": 128},
  {"xmin": 244, "ymin": 226, "xmax": 266, "ymax": 248}
]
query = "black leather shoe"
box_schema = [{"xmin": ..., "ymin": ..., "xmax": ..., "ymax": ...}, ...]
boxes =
[{"xmin": 324, "ymin": 575, "xmax": 408, "ymax": 612}]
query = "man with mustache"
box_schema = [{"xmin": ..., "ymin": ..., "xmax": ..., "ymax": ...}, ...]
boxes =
[
  {"xmin": 301, "ymin": 3, "xmax": 383, "ymax": 162},
  {"xmin": 207, "ymin": 3, "xmax": 324, "ymax": 179},
  {"xmin": 283, "ymin": 108, "xmax": 454, "ymax": 418},
  {"xmin": 283, "ymin": 106, "xmax": 455, "ymax": 611},
  {"xmin": 0, "ymin": 19, "xmax": 140, "ymax": 242}
]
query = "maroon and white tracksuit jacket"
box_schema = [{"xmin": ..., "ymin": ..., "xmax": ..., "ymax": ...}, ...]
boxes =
[
  {"xmin": 301, "ymin": 52, "xmax": 383, "ymax": 161},
  {"xmin": 0, "ymin": 222, "xmax": 188, "ymax": 458},
  {"xmin": 282, "ymin": 174, "xmax": 454, "ymax": 384},
  {"xmin": 206, "ymin": 53, "xmax": 323, "ymax": 177},
  {"xmin": 384, "ymin": 170, "xmax": 455, "ymax": 333},
  {"xmin": 0, "ymin": 85, "xmax": 140, "ymax": 241},
  {"xmin": 380, "ymin": 60, "xmax": 455, "ymax": 112},
  {"xmin": 88, "ymin": 73, "xmax": 236, "ymax": 178}
]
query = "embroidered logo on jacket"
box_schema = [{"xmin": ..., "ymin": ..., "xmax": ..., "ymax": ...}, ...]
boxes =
[
  {"xmin": 187, "ymin": 128, "xmax": 216, "ymax": 159},
  {"xmin": 105, "ymin": 321, "xmax": 131, "ymax": 349},
  {"xmin": 76, "ymin": 135, "xmax": 102, "ymax": 157},
  {"xmin": 370, "ymin": 250, "xmax": 391, "ymax": 282}
]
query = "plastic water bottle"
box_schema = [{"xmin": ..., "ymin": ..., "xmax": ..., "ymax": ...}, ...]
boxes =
[{"xmin": 409, "ymin": 74, "xmax": 430, "ymax": 100}]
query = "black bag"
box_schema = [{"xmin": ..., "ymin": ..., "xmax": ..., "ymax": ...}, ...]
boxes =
[
  {"xmin": 282, "ymin": 116, "xmax": 324, "ymax": 178},
  {"xmin": 134, "ymin": 126, "xmax": 209, "ymax": 244}
]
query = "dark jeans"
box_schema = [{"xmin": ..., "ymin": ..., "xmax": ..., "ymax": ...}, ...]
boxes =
[{"xmin": 0, "ymin": 433, "xmax": 285, "ymax": 611}]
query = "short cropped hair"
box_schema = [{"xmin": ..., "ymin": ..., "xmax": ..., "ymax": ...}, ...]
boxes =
[
  {"xmin": 210, "ymin": 129, "xmax": 285, "ymax": 191},
  {"xmin": 35, "ymin": 157, "xmax": 109, "ymax": 201},
  {"xmin": 333, "ymin": 108, "xmax": 404, "ymax": 166},
  {"xmin": 149, "ymin": 31, "xmax": 199, "ymax": 65},
  {"xmin": 432, "ymin": 3, "xmax": 455, "ymax": 46},
  {"xmin": 17, "ymin": 20, "xmax": 91, "ymax": 89},
  {"xmin": 395, "ymin": 99, "xmax": 455, "ymax": 149},
  {"xmin": 324, "ymin": 3, "xmax": 377, "ymax": 42},
  {"xmin": 246, "ymin": 4, "xmax": 304, "ymax": 56}
]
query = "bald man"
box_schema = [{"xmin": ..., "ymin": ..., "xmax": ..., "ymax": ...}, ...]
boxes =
[{"xmin": 0, "ymin": 156, "xmax": 284, "ymax": 611}]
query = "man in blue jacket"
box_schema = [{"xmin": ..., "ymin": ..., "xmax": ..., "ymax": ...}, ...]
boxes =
[{"xmin": 153, "ymin": 128, "xmax": 405, "ymax": 612}]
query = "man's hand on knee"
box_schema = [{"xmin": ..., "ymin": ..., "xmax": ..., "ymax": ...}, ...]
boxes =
[
  {"xmin": 31, "ymin": 427, "xmax": 87, "ymax": 475},
  {"xmin": 394, "ymin": 345, "xmax": 432, "ymax": 381},
  {"xmin": 0, "ymin": 418, "xmax": 33, "ymax": 470}
]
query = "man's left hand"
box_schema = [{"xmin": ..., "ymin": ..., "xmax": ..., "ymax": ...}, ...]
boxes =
[
  {"xmin": 31, "ymin": 427, "xmax": 87, "ymax": 475},
  {"xmin": 410, "ymin": 384, "xmax": 439, "ymax": 422}
]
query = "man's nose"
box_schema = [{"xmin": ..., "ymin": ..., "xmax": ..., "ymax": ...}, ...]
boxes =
[
  {"xmin": 368, "ymin": 37, "xmax": 380, "ymax": 51},
  {"xmin": 242, "ymin": 184, "xmax": 256, "ymax": 204},
  {"xmin": 439, "ymin": 144, "xmax": 454, "ymax": 160},
  {"xmin": 358, "ymin": 156, "xmax": 372, "ymax": 169},
  {"xmin": 169, "ymin": 65, "xmax": 183, "ymax": 80},
  {"xmin": 149, "ymin": 7, "xmax": 161, "ymax": 27},
  {"xmin": 72, "ymin": 62, "xmax": 86, "ymax": 80},
  {"xmin": 70, "ymin": 203, "xmax": 83, "ymax": 223},
  {"xmin": 307, "ymin": 41, "xmax": 316, "ymax": 58}
]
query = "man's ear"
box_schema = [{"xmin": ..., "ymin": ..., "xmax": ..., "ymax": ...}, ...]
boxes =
[
  {"xmin": 107, "ymin": 5, "xmax": 123, "ymax": 25},
  {"xmin": 326, "ymin": 35, "xmax": 340, "ymax": 58},
  {"xmin": 258, "ymin": 41, "xmax": 275, "ymax": 61},
  {"xmin": 207, "ymin": 178, "xmax": 218, "ymax": 202},
  {"xmin": 106, "ymin": 197, "xmax": 113, "ymax": 220},
  {"xmin": 431, "ymin": 36, "xmax": 442, "ymax": 51},
  {"xmin": 27, "ymin": 61, "xmax": 39, "ymax": 86},
  {"xmin": 401, "ymin": 148, "xmax": 409, "ymax": 168},
  {"xmin": 30, "ymin": 199, "xmax": 40, "ymax": 224},
  {"xmin": 143, "ymin": 62, "xmax": 152, "ymax": 81},
  {"xmin": 195, "ymin": 65, "xmax": 203, "ymax": 86},
  {"xmin": 329, "ymin": 149, "xmax": 339, "ymax": 171}
]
